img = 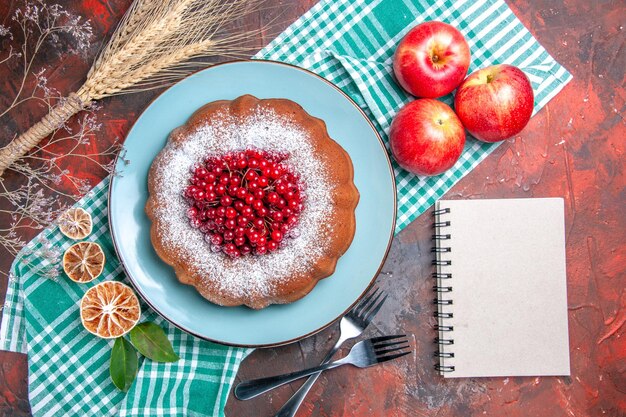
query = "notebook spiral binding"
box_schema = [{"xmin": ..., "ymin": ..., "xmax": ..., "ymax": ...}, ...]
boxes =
[{"xmin": 432, "ymin": 207, "xmax": 455, "ymax": 373}]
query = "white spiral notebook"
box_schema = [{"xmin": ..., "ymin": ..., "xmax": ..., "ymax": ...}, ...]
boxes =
[{"xmin": 433, "ymin": 198, "xmax": 570, "ymax": 378}]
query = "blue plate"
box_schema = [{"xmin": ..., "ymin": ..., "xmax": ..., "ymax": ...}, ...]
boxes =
[{"xmin": 109, "ymin": 60, "xmax": 396, "ymax": 347}]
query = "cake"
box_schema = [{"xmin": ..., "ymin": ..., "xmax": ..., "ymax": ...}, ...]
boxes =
[{"xmin": 145, "ymin": 95, "xmax": 359, "ymax": 309}]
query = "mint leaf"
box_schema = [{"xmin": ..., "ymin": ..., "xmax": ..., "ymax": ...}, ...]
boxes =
[
  {"xmin": 130, "ymin": 322, "xmax": 179, "ymax": 362},
  {"xmin": 110, "ymin": 337, "xmax": 138, "ymax": 391}
]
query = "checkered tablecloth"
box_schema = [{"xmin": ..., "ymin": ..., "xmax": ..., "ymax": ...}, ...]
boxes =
[{"xmin": 0, "ymin": 0, "xmax": 571, "ymax": 416}]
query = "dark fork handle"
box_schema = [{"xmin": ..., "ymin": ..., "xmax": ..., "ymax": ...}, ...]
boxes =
[
  {"xmin": 235, "ymin": 359, "xmax": 348, "ymax": 400},
  {"xmin": 273, "ymin": 340, "xmax": 342, "ymax": 417},
  {"xmin": 273, "ymin": 371, "xmax": 320, "ymax": 417}
]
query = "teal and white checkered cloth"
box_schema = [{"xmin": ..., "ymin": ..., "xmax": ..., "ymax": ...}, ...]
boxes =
[
  {"xmin": 0, "ymin": 0, "xmax": 571, "ymax": 415},
  {"xmin": 1, "ymin": 180, "xmax": 251, "ymax": 416}
]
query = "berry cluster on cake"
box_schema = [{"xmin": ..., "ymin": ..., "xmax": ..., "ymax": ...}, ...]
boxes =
[{"xmin": 146, "ymin": 95, "xmax": 359, "ymax": 309}]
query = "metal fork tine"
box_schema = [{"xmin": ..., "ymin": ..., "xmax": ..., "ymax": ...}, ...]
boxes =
[
  {"xmin": 376, "ymin": 351, "xmax": 411, "ymax": 363},
  {"xmin": 235, "ymin": 338, "xmax": 412, "ymax": 399},
  {"xmin": 358, "ymin": 290, "xmax": 384, "ymax": 319},
  {"xmin": 370, "ymin": 334, "xmax": 405, "ymax": 344},
  {"xmin": 373, "ymin": 339, "xmax": 409, "ymax": 350},
  {"xmin": 351, "ymin": 287, "xmax": 379, "ymax": 316},
  {"xmin": 268, "ymin": 289, "xmax": 389, "ymax": 415},
  {"xmin": 362, "ymin": 293, "xmax": 388, "ymax": 323},
  {"xmin": 359, "ymin": 287, "xmax": 381, "ymax": 314},
  {"xmin": 375, "ymin": 344, "xmax": 411, "ymax": 356}
]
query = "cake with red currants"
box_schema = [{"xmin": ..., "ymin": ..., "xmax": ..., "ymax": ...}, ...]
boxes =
[{"xmin": 146, "ymin": 95, "xmax": 359, "ymax": 309}]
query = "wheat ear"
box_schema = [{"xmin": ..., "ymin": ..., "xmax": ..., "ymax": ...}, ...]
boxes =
[{"xmin": 0, "ymin": 0, "xmax": 263, "ymax": 176}]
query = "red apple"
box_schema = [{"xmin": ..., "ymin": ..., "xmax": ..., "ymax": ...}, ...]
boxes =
[
  {"xmin": 454, "ymin": 64, "xmax": 534, "ymax": 142},
  {"xmin": 389, "ymin": 99, "xmax": 466, "ymax": 176},
  {"xmin": 393, "ymin": 21, "xmax": 470, "ymax": 98}
]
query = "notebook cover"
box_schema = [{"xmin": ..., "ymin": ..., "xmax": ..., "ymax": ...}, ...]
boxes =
[{"xmin": 435, "ymin": 198, "xmax": 570, "ymax": 378}]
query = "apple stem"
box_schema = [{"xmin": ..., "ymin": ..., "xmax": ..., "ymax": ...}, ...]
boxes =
[
  {"xmin": 432, "ymin": 54, "xmax": 439, "ymax": 63},
  {"xmin": 486, "ymin": 74, "xmax": 494, "ymax": 83}
]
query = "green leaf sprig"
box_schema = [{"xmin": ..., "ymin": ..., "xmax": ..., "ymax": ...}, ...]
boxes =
[
  {"xmin": 109, "ymin": 321, "xmax": 179, "ymax": 391},
  {"xmin": 130, "ymin": 322, "xmax": 179, "ymax": 362},
  {"xmin": 110, "ymin": 337, "xmax": 138, "ymax": 391}
]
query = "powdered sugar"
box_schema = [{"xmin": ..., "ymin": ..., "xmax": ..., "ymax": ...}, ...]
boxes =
[{"xmin": 150, "ymin": 107, "xmax": 333, "ymax": 301}]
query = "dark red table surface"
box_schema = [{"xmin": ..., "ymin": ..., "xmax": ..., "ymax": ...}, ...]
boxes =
[{"xmin": 0, "ymin": 1, "xmax": 624, "ymax": 416}]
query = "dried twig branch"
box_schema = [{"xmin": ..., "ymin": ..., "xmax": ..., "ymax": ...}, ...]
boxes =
[{"xmin": 0, "ymin": 0, "xmax": 263, "ymax": 175}]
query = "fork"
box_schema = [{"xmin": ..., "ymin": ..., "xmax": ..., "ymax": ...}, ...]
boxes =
[
  {"xmin": 235, "ymin": 335, "xmax": 411, "ymax": 400},
  {"xmin": 273, "ymin": 286, "xmax": 387, "ymax": 417},
  {"xmin": 270, "ymin": 287, "xmax": 387, "ymax": 417}
]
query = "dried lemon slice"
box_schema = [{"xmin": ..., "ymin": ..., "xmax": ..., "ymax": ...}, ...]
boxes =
[
  {"xmin": 63, "ymin": 242, "xmax": 105, "ymax": 283},
  {"xmin": 58, "ymin": 208, "xmax": 93, "ymax": 240},
  {"xmin": 80, "ymin": 281, "xmax": 141, "ymax": 339}
]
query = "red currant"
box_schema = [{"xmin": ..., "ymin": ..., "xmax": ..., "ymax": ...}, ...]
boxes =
[
  {"xmin": 248, "ymin": 230, "xmax": 260, "ymax": 243},
  {"xmin": 225, "ymin": 207, "xmax": 237, "ymax": 219},
  {"xmin": 248, "ymin": 158, "xmax": 259, "ymax": 169},
  {"xmin": 244, "ymin": 170, "xmax": 258, "ymax": 181},
  {"xmin": 252, "ymin": 199, "xmax": 264, "ymax": 211},
  {"xmin": 261, "ymin": 167, "xmax": 272, "ymax": 178},
  {"xmin": 271, "ymin": 211, "xmax": 283, "ymax": 222},
  {"xmin": 254, "ymin": 189, "xmax": 265, "ymax": 200},
  {"xmin": 210, "ymin": 234, "xmax": 223, "ymax": 245},
  {"xmin": 234, "ymin": 200, "xmax": 245, "ymax": 211},
  {"xmin": 186, "ymin": 149, "xmax": 304, "ymax": 257},
  {"xmin": 186, "ymin": 207, "xmax": 198, "ymax": 219},
  {"xmin": 184, "ymin": 185, "xmax": 197, "ymax": 198},
  {"xmin": 271, "ymin": 230, "xmax": 283, "ymax": 242},
  {"xmin": 236, "ymin": 158, "xmax": 247, "ymax": 169},
  {"xmin": 221, "ymin": 195, "xmax": 232, "ymax": 206},
  {"xmin": 270, "ymin": 168, "xmax": 282, "ymax": 179},
  {"xmin": 266, "ymin": 192, "xmax": 280, "ymax": 205},
  {"xmin": 236, "ymin": 188, "xmax": 248, "ymax": 199},
  {"xmin": 194, "ymin": 167, "xmax": 208, "ymax": 178},
  {"xmin": 253, "ymin": 218, "xmax": 264, "ymax": 229},
  {"xmin": 276, "ymin": 183, "xmax": 288, "ymax": 194},
  {"xmin": 267, "ymin": 240, "xmax": 279, "ymax": 251},
  {"xmin": 194, "ymin": 190, "xmax": 205, "ymax": 201}
]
